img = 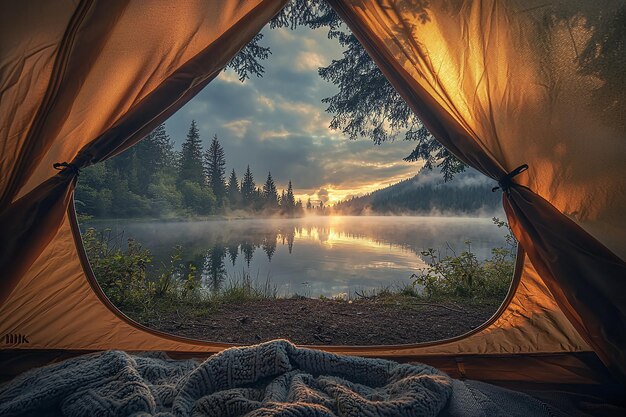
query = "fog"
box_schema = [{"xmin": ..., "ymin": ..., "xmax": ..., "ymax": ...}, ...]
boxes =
[{"xmin": 83, "ymin": 216, "xmax": 511, "ymax": 298}]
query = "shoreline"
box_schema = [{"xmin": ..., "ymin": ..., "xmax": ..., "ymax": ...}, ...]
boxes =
[{"xmin": 80, "ymin": 213, "xmax": 504, "ymax": 224}]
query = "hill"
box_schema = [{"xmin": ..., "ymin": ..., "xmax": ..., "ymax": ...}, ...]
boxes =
[{"xmin": 333, "ymin": 168, "xmax": 502, "ymax": 215}]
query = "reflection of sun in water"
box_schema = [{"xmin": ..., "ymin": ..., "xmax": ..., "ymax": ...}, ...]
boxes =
[{"xmin": 294, "ymin": 216, "xmax": 424, "ymax": 268}]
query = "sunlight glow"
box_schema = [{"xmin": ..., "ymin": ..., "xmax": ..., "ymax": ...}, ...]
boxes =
[
  {"xmin": 293, "ymin": 168, "xmax": 422, "ymax": 205},
  {"xmin": 294, "ymin": 218, "xmax": 421, "ymax": 265}
]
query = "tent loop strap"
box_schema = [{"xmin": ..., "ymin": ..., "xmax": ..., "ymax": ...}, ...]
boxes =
[
  {"xmin": 53, "ymin": 162, "xmax": 80, "ymax": 176},
  {"xmin": 492, "ymin": 164, "xmax": 528, "ymax": 195}
]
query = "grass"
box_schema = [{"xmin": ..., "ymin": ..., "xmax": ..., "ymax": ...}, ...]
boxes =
[
  {"xmin": 348, "ymin": 283, "xmax": 504, "ymax": 312},
  {"xmin": 122, "ymin": 272, "xmax": 279, "ymax": 324},
  {"xmin": 219, "ymin": 271, "xmax": 278, "ymax": 303}
]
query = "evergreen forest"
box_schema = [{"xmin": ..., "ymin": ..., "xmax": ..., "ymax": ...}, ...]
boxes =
[{"xmin": 74, "ymin": 122, "xmax": 304, "ymax": 219}]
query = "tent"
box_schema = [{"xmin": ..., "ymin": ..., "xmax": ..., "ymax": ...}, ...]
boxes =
[{"xmin": 1, "ymin": 0, "xmax": 625, "ymax": 394}]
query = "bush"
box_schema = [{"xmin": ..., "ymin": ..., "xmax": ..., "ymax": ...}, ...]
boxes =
[
  {"xmin": 412, "ymin": 218, "xmax": 516, "ymax": 299},
  {"xmin": 81, "ymin": 228, "xmax": 153, "ymax": 308},
  {"xmin": 179, "ymin": 180, "xmax": 216, "ymax": 215}
]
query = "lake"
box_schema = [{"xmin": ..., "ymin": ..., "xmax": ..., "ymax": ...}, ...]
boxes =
[{"xmin": 82, "ymin": 216, "xmax": 511, "ymax": 298}]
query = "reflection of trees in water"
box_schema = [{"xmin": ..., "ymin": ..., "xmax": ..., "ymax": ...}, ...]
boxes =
[
  {"xmin": 241, "ymin": 241, "xmax": 255, "ymax": 267},
  {"xmin": 158, "ymin": 219, "xmax": 504, "ymax": 293},
  {"xmin": 205, "ymin": 241, "xmax": 227, "ymax": 294},
  {"xmin": 227, "ymin": 242, "xmax": 239, "ymax": 266},
  {"xmin": 262, "ymin": 233, "xmax": 277, "ymax": 261},
  {"xmin": 279, "ymin": 227, "xmax": 295, "ymax": 254},
  {"xmin": 316, "ymin": 227, "xmax": 330, "ymax": 243}
]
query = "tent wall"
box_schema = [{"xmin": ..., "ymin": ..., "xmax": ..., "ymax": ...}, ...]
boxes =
[
  {"xmin": 0, "ymin": 0, "xmax": 81, "ymax": 203},
  {"xmin": 0, "ymin": 0, "xmax": 288, "ymax": 304},
  {"xmin": 327, "ymin": 0, "xmax": 626, "ymax": 378}
]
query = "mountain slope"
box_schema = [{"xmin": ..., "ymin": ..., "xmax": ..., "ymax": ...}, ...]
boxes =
[{"xmin": 333, "ymin": 168, "xmax": 501, "ymax": 215}]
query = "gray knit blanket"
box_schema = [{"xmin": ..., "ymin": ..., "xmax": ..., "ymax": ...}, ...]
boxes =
[{"xmin": 0, "ymin": 340, "xmax": 565, "ymax": 417}]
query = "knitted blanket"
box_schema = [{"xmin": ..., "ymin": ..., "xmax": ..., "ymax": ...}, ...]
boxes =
[{"xmin": 0, "ymin": 340, "xmax": 565, "ymax": 417}]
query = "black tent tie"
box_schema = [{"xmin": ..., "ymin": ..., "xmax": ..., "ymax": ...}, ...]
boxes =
[
  {"xmin": 53, "ymin": 162, "xmax": 80, "ymax": 176},
  {"xmin": 492, "ymin": 164, "xmax": 528, "ymax": 194}
]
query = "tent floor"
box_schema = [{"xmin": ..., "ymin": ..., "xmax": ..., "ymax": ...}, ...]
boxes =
[{"xmin": 496, "ymin": 382, "xmax": 626, "ymax": 417}]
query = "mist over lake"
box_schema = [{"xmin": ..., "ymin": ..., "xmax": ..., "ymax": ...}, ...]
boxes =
[{"xmin": 82, "ymin": 216, "xmax": 511, "ymax": 298}]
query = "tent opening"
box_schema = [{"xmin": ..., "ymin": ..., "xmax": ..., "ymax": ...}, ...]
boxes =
[
  {"xmin": 3, "ymin": 0, "xmax": 625, "ymax": 394},
  {"xmin": 71, "ymin": 3, "xmax": 519, "ymax": 347}
]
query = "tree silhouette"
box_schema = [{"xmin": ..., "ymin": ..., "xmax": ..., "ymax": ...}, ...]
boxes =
[
  {"xmin": 262, "ymin": 172, "xmax": 279, "ymax": 209},
  {"xmin": 240, "ymin": 240, "xmax": 255, "ymax": 267},
  {"xmin": 178, "ymin": 121, "xmax": 204, "ymax": 185},
  {"xmin": 262, "ymin": 233, "xmax": 278, "ymax": 261},
  {"xmin": 285, "ymin": 227, "xmax": 295, "ymax": 254},
  {"xmin": 227, "ymin": 241, "xmax": 239, "ymax": 266},
  {"xmin": 227, "ymin": 169, "xmax": 241, "ymax": 207},
  {"xmin": 285, "ymin": 180, "xmax": 296, "ymax": 213},
  {"xmin": 241, "ymin": 165, "xmax": 256, "ymax": 209},
  {"xmin": 204, "ymin": 135, "xmax": 226, "ymax": 203},
  {"xmin": 133, "ymin": 123, "xmax": 174, "ymax": 192},
  {"xmin": 206, "ymin": 242, "xmax": 227, "ymax": 294}
]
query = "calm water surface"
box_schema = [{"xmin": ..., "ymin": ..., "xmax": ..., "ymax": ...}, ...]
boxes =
[{"xmin": 83, "ymin": 216, "xmax": 510, "ymax": 298}]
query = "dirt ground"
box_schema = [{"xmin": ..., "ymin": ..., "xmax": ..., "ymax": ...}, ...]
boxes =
[{"xmin": 141, "ymin": 297, "xmax": 501, "ymax": 346}]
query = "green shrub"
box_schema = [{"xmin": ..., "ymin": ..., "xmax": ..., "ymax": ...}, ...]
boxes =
[
  {"xmin": 412, "ymin": 218, "xmax": 516, "ymax": 299},
  {"xmin": 81, "ymin": 228, "xmax": 153, "ymax": 308}
]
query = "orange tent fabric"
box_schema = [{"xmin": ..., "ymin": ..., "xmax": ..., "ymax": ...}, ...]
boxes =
[
  {"xmin": 0, "ymin": 0, "xmax": 288, "ymax": 302},
  {"xmin": 1, "ymin": 0, "xmax": 624, "ymax": 384},
  {"xmin": 328, "ymin": 0, "xmax": 626, "ymax": 379}
]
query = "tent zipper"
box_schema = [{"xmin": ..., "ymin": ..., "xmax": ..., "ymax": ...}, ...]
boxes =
[{"xmin": 1, "ymin": 0, "xmax": 94, "ymax": 208}]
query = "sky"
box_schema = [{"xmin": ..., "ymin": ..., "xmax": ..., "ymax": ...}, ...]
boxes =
[{"xmin": 166, "ymin": 24, "xmax": 422, "ymax": 205}]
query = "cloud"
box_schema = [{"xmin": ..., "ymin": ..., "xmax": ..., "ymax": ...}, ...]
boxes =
[
  {"xmin": 222, "ymin": 119, "xmax": 251, "ymax": 138},
  {"xmin": 295, "ymin": 51, "xmax": 325, "ymax": 71},
  {"xmin": 164, "ymin": 24, "xmax": 420, "ymax": 204}
]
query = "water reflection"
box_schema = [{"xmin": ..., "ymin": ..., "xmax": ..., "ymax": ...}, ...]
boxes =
[{"xmin": 85, "ymin": 216, "xmax": 509, "ymax": 297}]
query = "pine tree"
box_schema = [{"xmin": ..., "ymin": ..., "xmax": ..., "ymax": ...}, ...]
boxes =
[
  {"xmin": 295, "ymin": 199, "xmax": 304, "ymax": 214},
  {"xmin": 241, "ymin": 165, "xmax": 256, "ymax": 209},
  {"xmin": 286, "ymin": 180, "xmax": 296, "ymax": 212},
  {"xmin": 134, "ymin": 123, "xmax": 175, "ymax": 192},
  {"xmin": 178, "ymin": 121, "xmax": 204, "ymax": 185},
  {"xmin": 262, "ymin": 172, "xmax": 279, "ymax": 209},
  {"xmin": 204, "ymin": 135, "xmax": 226, "ymax": 202},
  {"xmin": 254, "ymin": 187, "xmax": 264, "ymax": 211},
  {"xmin": 227, "ymin": 169, "xmax": 241, "ymax": 207},
  {"xmin": 144, "ymin": 124, "xmax": 174, "ymax": 170}
]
